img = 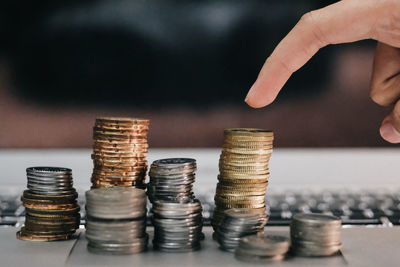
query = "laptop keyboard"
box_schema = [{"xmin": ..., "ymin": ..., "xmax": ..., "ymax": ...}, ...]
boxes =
[{"xmin": 1, "ymin": 190, "xmax": 400, "ymax": 227}]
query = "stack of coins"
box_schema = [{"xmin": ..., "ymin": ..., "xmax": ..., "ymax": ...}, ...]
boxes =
[
  {"xmin": 90, "ymin": 117, "xmax": 150, "ymax": 189},
  {"xmin": 212, "ymin": 128, "xmax": 273, "ymax": 230},
  {"xmin": 215, "ymin": 208, "xmax": 268, "ymax": 252},
  {"xmin": 148, "ymin": 158, "xmax": 196, "ymax": 203},
  {"xmin": 17, "ymin": 167, "xmax": 80, "ymax": 241},
  {"xmin": 235, "ymin": 235, "xmax": 290, "ymax": 263},
  {"xmin": 85, "ymin": 187, "xmax": 148, "ymax": 254},
  {"xmin": 151, "ymin": 200, "xmax": 203, "ymax": 252},
  {"xmin": 290, "ymin": 213, "xmax": 342, "ymax": 256}
]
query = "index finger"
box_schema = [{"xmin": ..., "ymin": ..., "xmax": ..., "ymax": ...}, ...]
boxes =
[{"xmin": 245, "ymin": 0, "xmax": 380, "ymax": 108}]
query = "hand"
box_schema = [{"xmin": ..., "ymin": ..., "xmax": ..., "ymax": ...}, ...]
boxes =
[{"xmin": 245, "ymin": 0, "xmax": 400, "ymax": 143}]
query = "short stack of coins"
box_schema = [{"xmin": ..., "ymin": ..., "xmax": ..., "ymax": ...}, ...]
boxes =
[
  {"xmin": 85, "ymin": 187, "xmax": 148, "ymax": 254},
  {"xmin": 151, "ymin": 200, "xmax": 203, "ymax": 252},
  {"xmin": 212, "ymin": 128, "xmax": 273, "ymax": 230},
  {"xmin": 17, "ymin": 167, "xmax": 80, "ymax": 241},
  {"xmin": 148, "ymin": 158, "xmax": 196, "ymax": 203},
  {"xmin": 290, "ymin": 213, "xmax": 342, "ymax": 256},
  {"xmin": 235, "ymin": 235, "xmax": 290, "ymax": 263},
  {"xmin": 215, "ymin": 208, "xmax": 268, "ymax": 252},
  {"xmin": 91, "ymin": 117, "xmax": 150, "ymax": 189},
  {"xmin": 148, "ymin": 158, "xmax": 204, "ymax": 252}
]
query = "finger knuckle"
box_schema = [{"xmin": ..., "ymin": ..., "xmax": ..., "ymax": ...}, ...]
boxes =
[
  {"xmin": 300, "ymin": 11, "xmax": 314, "ymax": 25},
  {"xmin": 299, "ymin": 11, "xmax": 326, "ymax": 47}
]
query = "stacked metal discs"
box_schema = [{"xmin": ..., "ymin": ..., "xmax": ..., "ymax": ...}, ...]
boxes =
[
  {"xmin": 148, "ymin": 158, "xmax": 196, "ymax": 203},
  {"xmin": 91, "ymin": 117, "xmax": 150, "ymax": 189},
  {"xmin": 215, "ymin": 208, "xmax": 268, "ymax": 252},
  {"xmin": 235, "ymin": 235, "xmax": 290, "ymax": 263},
  {"xmin": 290, "ymin": 213, "xmax": 342, "ymax": 256},
  {"xmin": 85, "ymin": 187, "xmax": 148, "ymax": 254},
  {"xmin": 17, "ymin": 167, "xmax": 80, "ymax": 241},
  {"xmin": 151, "ymin": 200, "xmax": 203, "ymax": 252},
  {"xmin": 148, "ymin": 158, "xmax": 204, "ymax": 252},
  {"xmin": 212, "ymin": 128, "xmax": 273, "ymax": 230}
]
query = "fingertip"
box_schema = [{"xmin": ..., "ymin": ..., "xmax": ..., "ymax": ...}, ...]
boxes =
[
  {"xmin": 244, "ymin": 79, "xmax": 277, "ymax": 108},
  {"xmin": 380, "ymin": 121, "xmax": 400, "ymax": 143}
]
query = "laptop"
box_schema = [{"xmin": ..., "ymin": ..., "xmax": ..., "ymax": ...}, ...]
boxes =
[{"xmin": 1, "ymin": 148, "xmax": 399, "ymax": 266}]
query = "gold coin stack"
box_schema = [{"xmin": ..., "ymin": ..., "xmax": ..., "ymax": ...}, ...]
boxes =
[
  {"xmin": 212, "ymin": 128, "xmax": 274, "ymax": 230},
  {"xmin": 91, "ymin": 117, "xmax": 150, "ymax": 189}
]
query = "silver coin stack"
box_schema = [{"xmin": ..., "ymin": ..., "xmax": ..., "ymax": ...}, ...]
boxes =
[
  {"xmin": 235, "ymin": 235, "xmax": 290, "ymax": 263},
  {"xmin": 148, "ymin": 158, "xmax": 196, "ymax": 203},
  {"xmin": 215, "ymin": 208, "xmax": 268, "ymax": 252},
  {"xmin": 152, "ymin": 200, "xmax": 203, "ymax": 252},
  {"xmin": 290, "ymin": 213, "xmax": 342, "ymax": 257},
  {"xmin": 85, "ymin": 187, "xmax": 148, "ymax": 255},
  {"xmin": 148, "ymin": 158, "xmax": 204, "ymax": 252},
  {"xmin": 27, "ymin": 167, "xmax": 76, "ymax": 195}
]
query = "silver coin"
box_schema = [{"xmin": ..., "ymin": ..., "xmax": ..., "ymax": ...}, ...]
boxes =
[
  {"xmin": 290, "ymin": 213, "xmax": 342, "ymax": 257},
  {"xmin": 26, "ymin": 166, "xmax": 72, "ymax": 174},
  {"xmin": 152, "ymin": 158, "xmax": 196, "ymax": 166},
  {"xmin": 235, "ymin": 249, "xmax": 285, "ymax": 263},
  {"xmin": 292, "ymin": 213, "xmax": 341, "ymax": 226},
  {"xmin": 238, "ymin": 234, "xmax": 290, "ymax": 256}
]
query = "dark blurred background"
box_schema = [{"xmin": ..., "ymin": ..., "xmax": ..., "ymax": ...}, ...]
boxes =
[{"xmin": 0, "ymin": 0, "xmax": 393, "ymax": 148}]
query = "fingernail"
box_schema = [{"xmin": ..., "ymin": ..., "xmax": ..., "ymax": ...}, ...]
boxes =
[{"xmin": 380, "ymin": 122, "xmax": 400, "ymax": 143}]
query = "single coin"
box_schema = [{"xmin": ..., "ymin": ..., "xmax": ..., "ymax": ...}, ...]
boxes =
[{"xmin": 16, "ymin": 228, "xmax": 73, "ymax": 241}]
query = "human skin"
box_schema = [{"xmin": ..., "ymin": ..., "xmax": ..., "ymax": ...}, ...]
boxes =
[{"xmin": 245, "ymin": 0, "xmax": 400, "ymax": 143}]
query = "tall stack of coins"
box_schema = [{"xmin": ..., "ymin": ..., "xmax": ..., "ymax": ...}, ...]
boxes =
[
  {"xmin": 215, "ymin": 208, "xmax": 268, "ymax": 252},
  {"xmin": 212, "ymin": 128, "xmax": 273, "ymax": 230},
  {"xmin": 148, "ymin": 158, "xmax": 204, "ymax": 252},
  {"xmin": 17, "ymin": 167, "xmax": 80, "ymax": 241},
  {"xmin": 290, "ymin": 213, "xmax": 342, "ymax": 256},
  {"xmin": 85, "ymin": 187, "xmax": 148, "ymax": 254},
  {"xmin": 148, "ymin": 158, "xmax": 196, "ymax": 203},
  {"xmin": 235, "ymin": 235, "xmax": 290, "ymax": 263},
  {"xmin": 91, "ymin": 117, "xmax": 150, "ymax": 189}
]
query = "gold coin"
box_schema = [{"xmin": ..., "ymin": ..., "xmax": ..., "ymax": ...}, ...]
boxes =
[
  {"xmin": 216, "ymin": 191, "xmax": 265, "ymax": 197},
  {"xmin": 95, "ymin": 117, "xmax": 150, "ymax": 125},
  {"xmin": 92, "ymin": 151, "xmax": 148, "ymax": 158},
  {"xmin": 93, "ymin": 169, "xmax": 145, "ymax": 176},
  {"xmin": 218, "ymin": 176, "xmax": 268, "ymax": 183},
  {"xmin": 94, "ymin": 125, "xmax": 149, "ymax": 132},
  {"xmin": 216, "ymin": 183, "xmax": 267, "ymax": 191},
  {"xmin": 93, "ymin": 142, "xmax": 148, "ymax": 148},
  {"xmin": 93, "ymin": 133, "xmax": 147, "ymax": 141},
  {"xmin": 17, "ymin": 228, "xmax": 73, "ymax": 242},
  {"xmin": 223, "ymin": 142, "xmax": 273, "ymax": 148},
  {"xmin": 93, "ymin": 144, "xmax": 148, "ymax": 152},
  {"xmin": 220, "ymin": 152, "xmax": 271, "ymax": 159},
  {"xmin": 219, "ymin": 159, "xmax": 270, "ymax": 166},
  {"xmin": 224, "ymin": 128, "xmax": 273, "ymax": 136},
  {"xmin": 219, "ymin": 165, "xmax": 269, "ymax": 172},
  {"xmin": 93, "ymin": 137, "xmax": 148, "ymax": 144},
  {"xmin": 215, "ymin": 202, "xmax": 266, "ymax": 209},
  {"xmin": 218, "ymin": 173, "xmax": 270, "ymax": 179},
  {"xmin": 95, "ymin": 122, "xmax": 149, "ymax": 130},
  {"xmin": 223, "ymin": 139, "xmax": 274, "ymax": 145},
  {"xmin": 222, "ymin": 148, "xmax": 273, "ymax": 155},
  {"xmin": 23, "ymin": 202, "xmax": 77, "ymax": 210},
  {"xmin": 92, "ymin": 157, "xmax": 147, "ymax": 163},
  {"xmin": 91, "ymin": 174, "xmax": 144, "ymax": 182},
  {"xmin": 93, "ymin": 165, "xmax": 147, "ymax": 172},
  {"xmin": 93, "ymin": 130, "xmax": 149, "ymax": 137},
  {"xmin": 91, "ymin": 180, "xmax": 140, "ymax": 187},
  {"xmin": 215, "ymin": 194, "xmax": 265, "ymax": 201}
]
